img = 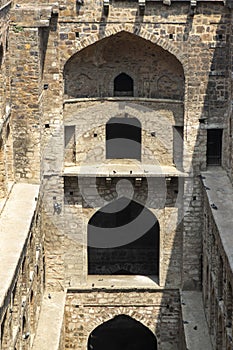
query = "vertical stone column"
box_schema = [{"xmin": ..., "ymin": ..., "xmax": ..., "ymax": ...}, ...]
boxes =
[
  {"xmin": 38, "ymin": 10, "xmax": 66, "ymax": 291},
  {"xmin": 10, "ymin": 24, "xmax": 41, "ymax": 181},
  {"xmin": 181, "ymin": 40, "xmax": 211, "ymax": 290},
  {"xmin": 229, "ymin": 8, "xmax": 233, "ymax": 181}
]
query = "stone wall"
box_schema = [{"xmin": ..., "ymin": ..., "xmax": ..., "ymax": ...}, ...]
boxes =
[
  {"xmin": 227, "ymin": 10, "xmax": 233, "ymax": 182},
  {"xmin": 202, "ymin": 188, "xmax": 233, "ymax": 349},
  {"xmin": 0, "ymin": 201, "xmax": 45, "ymax": 350},
  {"xmin": 62, "ymin": 175, "xmax": 183, "ymax": 287},
  {"xmin": 64, "ymin": 31, "xmax": 184, "ymax": 99},
  {"xmin": 64, "ymin": 100, "xmax": 184, "ymax": 167},
  {"xmin": 37, "ymin": 0, "xmax": 232, "ymax": 291},
  {"xmin": 0, "ymin": 1, "xmax": 10, "ymax": 122},
  {"xmin": 1, "ymin": 1, "xmax": 233, "ymax": 349},
  {"xmin": 64, "ymin": 289, "xmax": 183, "ymax": 350},
  {"xmin": 0, "ymin": 2, "xmax": 12, "ymax": 199},
  {"xmin": 0, "ymin": 122, "xmax": 14, "ymax": 199},
  {"xmin": 9, "ymin": 24, "xmax": 42, "ymax": 181}
]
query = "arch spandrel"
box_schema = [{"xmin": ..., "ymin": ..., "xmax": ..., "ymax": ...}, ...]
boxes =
[
  {"xmin": 63, "ymin": 30, "xmax": 185, "ymax": 100},
  {"xmin": 62, "ymin": 27, "xmax": 187, "ymax": 76},
  {"xmin": 86, "ymin": 311, "xmax": 158, "ymax": 340}
]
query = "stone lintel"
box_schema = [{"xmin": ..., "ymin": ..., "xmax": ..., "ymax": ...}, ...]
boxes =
[{"xmin": 11, "ymin": 5, "xmax": 55, "ymax": 28}]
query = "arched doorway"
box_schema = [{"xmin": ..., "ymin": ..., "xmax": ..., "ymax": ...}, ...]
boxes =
[
  {"xmin": 87, "ymin": 315, "xmax": 158, "ymax": 350},
  {"xmin": 106, "ymin": 117, "xmax": 141, "ymax": 160},
  {"xmin": 88, "ymin": 197, "xmax": 159, "ymax": 275},
  {"xmin": 114, "ymin": 73, "xmax": 134, "ymax": 96}
]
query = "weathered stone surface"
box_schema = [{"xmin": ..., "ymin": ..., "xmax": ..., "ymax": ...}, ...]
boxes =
[{"xmin": 0, "ymin": 0, "xmax": 233, "ymax": 349}]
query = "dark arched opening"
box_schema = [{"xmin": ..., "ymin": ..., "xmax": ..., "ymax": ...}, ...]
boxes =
[
  {"xmin": 114, "ymin": 73, "xmax": 134, "ymax": 97},
  {"xmin": 88, "ymin": 197, "xmax": 159, "ymax": 275},
  {"xmin": 87, "ymin": 315, "xmax": 158, "ymax": 350},
  {"xmin": 106, "ymin": 117, "xmax": 141, "ymax": 160}
]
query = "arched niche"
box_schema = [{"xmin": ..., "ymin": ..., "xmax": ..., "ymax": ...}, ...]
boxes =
[
  {"xmin": 114, "ymin": 73, "xmax": 134, "ymax": 97},
  {"xmin": 87, "ymin": 314, "xmax": 158, "ymax": 350},
  {"xmin": 88, "ymin": 197, "xmax": 159, "ymax": 276},
  {"xmin": 106, "ymin": 116, "xmax": 141, "ymax": 160},
  {"xmin": 63, "ymin": 31, "xmax": 184, "ymax": 99}
]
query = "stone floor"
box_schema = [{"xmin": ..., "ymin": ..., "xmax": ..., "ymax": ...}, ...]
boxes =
[{"xmin": 77, "ymin": 274, "xmax": 161, "ymax": 289}]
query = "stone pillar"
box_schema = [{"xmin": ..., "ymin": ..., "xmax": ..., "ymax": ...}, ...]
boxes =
[{"xmin": 9, "ymin": 23, "xmax": 42, "ymax": 181}]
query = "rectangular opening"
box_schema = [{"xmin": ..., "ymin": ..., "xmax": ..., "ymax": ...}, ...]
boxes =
[
  {"xmin": 207, "ymin": 129, "xmax": 222, "ymax": 166},
  {"xmin": 106, "ymin": 117, "xmax": 141, "ymax": 160}
]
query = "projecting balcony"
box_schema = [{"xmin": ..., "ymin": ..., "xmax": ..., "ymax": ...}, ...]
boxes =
[
  {"xmin": 63, "ymin": 96, "xmax": 183, "ymax": 105},
  {"xmin": 63, "ymin": 160, "xmax": 188, "ymax": 178}
]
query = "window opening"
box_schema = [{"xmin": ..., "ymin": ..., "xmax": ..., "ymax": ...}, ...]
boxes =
[
  {"xmin": 207, "ymin": 129, "xmax": 222, "ymax": 166},
  {"xmin": 114, "ymin": 73, "xmax": 134, "ymax": 97},
  {"xmin": 106, "ymin": 117, "xmax": 141, "ymax": 160}
]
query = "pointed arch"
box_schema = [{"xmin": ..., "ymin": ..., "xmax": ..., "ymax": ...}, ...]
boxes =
[
  {"xmin": 62, "ymin": 27, "xmax": 186, "ymax": 70},
  {"xmin": 63, "ymin": 30, "xmax": 185, "ymax": 99},
  {"xmin": 87, "ymin": 314, "xmax": 158, "ymax": 350},
  {"xmin": 88, "ymin": 197, "xmax": 159, "ymax": 276},
  {"xmin": 114, "ymin": 72, "xmax": 134, "ymax": 96}
]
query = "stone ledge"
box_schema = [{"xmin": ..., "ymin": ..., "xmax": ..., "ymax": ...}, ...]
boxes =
[
  {"xmin": 32, "ymin": 292, "xmax": 66, "ymax": 350},
  {"xmin": 0, "ymin": 183, "xmax": 39, "ymax": 313},
  {"xmin": 69, "ymin": 275, "xmax": 163, "ymax": 291},
  {"xmin": 64, "ymin": 96, "xmax": 184, "ymax": 104},
  {"xmin": 181, "ymin": 291, "xmax": 213, "ymax": 350},
  {"xmin": 63, "ymin": 163, "xmax": 189, "ymax": 178},
  {"xmin": 201, "ymin": 168, "xmax": 233, "ymax": 273},
  {"xmin": 0, "ymin": 0, "xmax": 11, "ymax": 11}
]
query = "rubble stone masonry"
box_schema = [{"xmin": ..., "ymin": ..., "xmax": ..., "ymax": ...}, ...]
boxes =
[{"xmin": 0, "ymin": 0, "xmax": 233, "ymax": 349}]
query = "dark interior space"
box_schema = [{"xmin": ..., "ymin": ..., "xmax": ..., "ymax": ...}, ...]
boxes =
[
  {"xmin": 114, "ymin": 73, "xmax": 134, "ymax": 96},
  {"xmin": 87, "ymin": 315, "xmax": 158, "ymax": 350},
  {"xmin": 106, "ymin": 117, "xmax": 141, "ymax": 160},
  {"xmin": 88, "ymin": 197, "xmax": 159, "ymax": 275},
  {"xmin": 207, "ymin": 129, "xmax": 222, "ymax": 165}
]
